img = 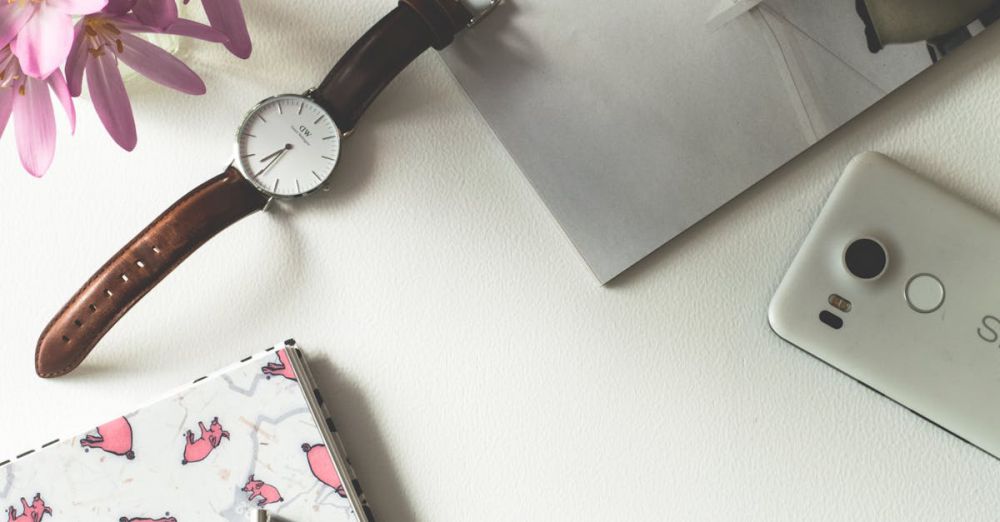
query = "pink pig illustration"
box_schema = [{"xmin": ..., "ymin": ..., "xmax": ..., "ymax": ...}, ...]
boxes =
[
  {"xmin": 6, "ymin": 494, "xmax": 51, "ymax": 522},
  {"xmin": 181, "ymin": 417, "xmax": 229, "ymax": 465},
  {"xmin": 242, "ymin": 475, "xmax": 284, "ymax": 507},
  {"xmin": 302, "ymin": 443, "xmax": 346, "ymax": 497},
  {"xmin": 81, "ymin": 416, "xmax": 135, "ymax": 459},
  {"xmin": 261, "ymin": 350, "xmax": 297, "ymax": 381},
  {"xmin": 119, "ymin": 517, "xmax": 176, "ymax": 522}
]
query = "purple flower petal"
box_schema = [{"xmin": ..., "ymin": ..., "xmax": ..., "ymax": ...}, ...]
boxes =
[
  {"xmin": 0, "ymin": 3, "xmax": 35, "ymax": 50},
  {"xmin": 10, "ymin": 6, "xmax": 75, "ymax": 78},
  {"xmin": 202, "ymin": 0, "xmax": 251, "ymax": 59},
  {"xmin": 0, "ymin": 87, "xmax": 14, "ymax": 141},
  {"xmin": 87, "ymin": 46, "xmax": 136, "ymax": 150},
  {"xmin": 103, "ymin": 13, "xmax": 148, "ymax": 32},
  {"xmin": 117, "ymin": 32, "xmax": 205, "ymax": 95},
  {"xmin": 47, "ymin": 69, "xmax": 76, "ymax": 133},
  {"xmin": 132, "ymin": 0, "xmax": 177, "ymax": 29},
  {"xmin": 66, "ymin": 22, "xmax": 88, "ymax": 97},
  {"xmin": 110, "ymin": 13, "xmax": 226, "ymax": 43},
  {"xmin": 163, "ymin": 18, "xmax": 227, "ymax": 43},
  {"xmin": 102, "ymin": 0, "xmax": 136, "ymax": 15},
  {"xmin": 13, "ymin": 77, "xmax": 57, "ymax": 177},
  {"xmin": 46, "ymin": 0, "xmax": 110, "ymax": 16}
]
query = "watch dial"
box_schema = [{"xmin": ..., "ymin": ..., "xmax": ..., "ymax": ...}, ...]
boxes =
[{"xmin": 236, "ymin": 95, "xmax": 341, "ymax": 197}]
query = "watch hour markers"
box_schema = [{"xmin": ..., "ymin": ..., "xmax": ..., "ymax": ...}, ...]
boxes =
[{"xmin": 237, "ymin": 95, "xmax": 340, "ymax": 198}]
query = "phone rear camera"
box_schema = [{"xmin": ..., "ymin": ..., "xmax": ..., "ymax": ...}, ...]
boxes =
[{"xmin": 844, "ymin": 238, "xmax": 887, "ymax": 280}]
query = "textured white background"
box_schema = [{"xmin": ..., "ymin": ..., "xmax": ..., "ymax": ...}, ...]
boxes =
[{"xmin": 3, "ymin": 2, "xmax": 1000, "ymax": 520}]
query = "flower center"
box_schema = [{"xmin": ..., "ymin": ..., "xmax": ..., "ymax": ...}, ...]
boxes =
[
  {"xmin": 0, "ymin": 49, "xmax": 24, "ymax": 94},
  {"xmin": 83, "ymin": 17, "xmax": 126, "ymax": 57}
]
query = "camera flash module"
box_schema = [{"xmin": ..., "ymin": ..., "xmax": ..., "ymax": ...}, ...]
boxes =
[{"xmin": 829, "ymin": 294, "xmax": 852, "ymax": 313}]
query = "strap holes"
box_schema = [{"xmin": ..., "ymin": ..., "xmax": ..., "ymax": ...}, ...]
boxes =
[
  {"xmin": 120, "ymin": 273, "xmax": 129, "ymax": 282},
  {"xmin": 88, "ymin": 304, "xmax": 97, "ymax": 312},
  {"xmin": 136, "ymin": 260, "xmax": 145, "ymax": 268},
  {"xmin": 73, "ymin": 319, "xmax": 82, "ymax": 327},
  {"xmin": 61, "ymin": 335, "xmax": 70, "ymax": 343},
  {"xmin": 105, "ymin": 289, "xmax": 113, "ymax": 298},
  {"xmin": 152, "ymin": 246, "xmax": 161, "ymax": 254}
]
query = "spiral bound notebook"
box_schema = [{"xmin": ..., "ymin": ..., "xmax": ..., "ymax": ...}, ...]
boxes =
[{"xmin": 0, "ymin": 341, "xmax": 374, "ymax": 522}]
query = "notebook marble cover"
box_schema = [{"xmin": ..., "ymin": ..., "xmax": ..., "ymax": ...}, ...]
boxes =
[{"xmin": 0, "ymin": 342, "xmax": 369, "ymax": 522}]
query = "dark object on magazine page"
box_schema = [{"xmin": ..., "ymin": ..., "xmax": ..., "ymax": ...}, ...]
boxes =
[{"xmin": 857, "ymin": 0, "xmax": 1000, "ymax": 61}]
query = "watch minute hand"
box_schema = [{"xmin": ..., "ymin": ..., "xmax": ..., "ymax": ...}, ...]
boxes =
[
  {"xmin": 256, "ymin": 149, "xmax": 288, "ymax": 178},
  {"xmin": 258, "ymin": 148, "xmax": 285, "ymax": 164}
]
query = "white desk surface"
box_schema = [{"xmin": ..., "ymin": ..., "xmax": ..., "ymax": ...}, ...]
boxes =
[{"xmin": 3, "ymin": 2, "xmax": 1000, "ymax": 520}]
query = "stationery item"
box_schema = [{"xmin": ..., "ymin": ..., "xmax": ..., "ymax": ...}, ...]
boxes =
[
  {"xmin": 252, "ymin": 509, "xmax": 292, "ymax": 522},
  {"xmin": 1, "ymin": 341, "xmax": 374, "ymax": 521},
  {"xmin": 770, "ymin": 152, "xmax": 1000, "ymax": 459},
  {"xmin": 442, "ymin": 0, "xmax": 998, "ymax": 282},
  {"xmin": 34, "ymin": 0, "xmax": 501, "ymax": 378}
]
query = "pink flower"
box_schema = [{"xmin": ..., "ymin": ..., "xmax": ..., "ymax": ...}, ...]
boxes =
[
  {"xmin": 0, "ymin": 45, "xmax": 75, "ymax": 177},
  {"xmin": 184, "ymin": 0, "xmax": 250, "ymax": 59},
  {"xmin": 104, "ymin": 0, "xmax": 178, "ymax": 29},
  {"xmin": 66, "ymin": 13, "xmax": 224, "ymax": 150},
  {"xmin": 1, "ymin": 0, "xmax": 109, "ymax": 79}
]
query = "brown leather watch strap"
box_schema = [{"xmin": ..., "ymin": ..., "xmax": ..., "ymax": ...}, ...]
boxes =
[
  {"xmin": 35, "ymin": 1, "xmax": 484, "ymax": 378},
  {"xmin": 313, "ymin": 0, "xmax": 474, "ymax": 132},
  {"xmin": 35, "ymin": 168, "xmax": 269, "ymax": 378}
]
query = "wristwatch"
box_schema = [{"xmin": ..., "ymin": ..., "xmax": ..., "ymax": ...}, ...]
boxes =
[{"xmin": 35, "ymin": 0, "xmax": 499, "ymax": 378}]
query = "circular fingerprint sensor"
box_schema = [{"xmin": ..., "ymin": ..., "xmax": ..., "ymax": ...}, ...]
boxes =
[{"xmin": 905, "ymin": 274, "xmax": 945, "ymax": 314}]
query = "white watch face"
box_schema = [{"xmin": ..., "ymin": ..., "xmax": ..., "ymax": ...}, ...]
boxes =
[{"xmin": 236, "ymin": 95, "xmax": 342, "ymax": 197}]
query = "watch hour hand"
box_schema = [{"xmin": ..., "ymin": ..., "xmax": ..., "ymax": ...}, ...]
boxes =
[
  {"xmin": 256, "ymin": 149, "xmax": 288, "ymax": 178},
  {"xmin": 258, "ymin": 144, "xmax": 292, "ymax": 164},
  {"xmin": 34, "ymin": 0, "xmax": 490, "ymax": 379}
]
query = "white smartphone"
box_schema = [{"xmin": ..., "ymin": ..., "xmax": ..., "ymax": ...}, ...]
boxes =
[{"xmin": 769, "ymin": 152, "xmax": 1000, "ymax": 458}]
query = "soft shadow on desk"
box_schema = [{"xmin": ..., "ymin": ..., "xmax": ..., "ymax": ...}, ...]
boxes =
[
  {"xmin": 307, "ymin": 354, "xmax": 416, "ymax": 521},
  {"xmin": 56, "ymin": 358, "xmax": 148, "ymax": 381},
  {"xmin": 64, "ymin": 215, "xmax": 309, "ymax": 380}
]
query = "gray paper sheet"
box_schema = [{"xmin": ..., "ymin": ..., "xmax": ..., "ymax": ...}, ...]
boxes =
[{"xmin": 445, "ymin": 0, "xmax": 988, "ymax": 282}]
